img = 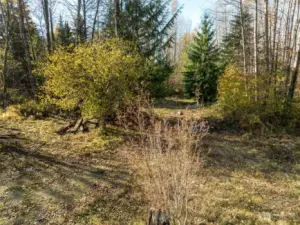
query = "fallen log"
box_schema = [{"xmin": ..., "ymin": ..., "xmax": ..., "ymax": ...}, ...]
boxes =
[
  {"xmin": 56, "ymin": 120, "xmax": 77, "ymax": 135},
  {"xmin": 56, "ymin": 118, "xmax": 100, "ymax": 135}
]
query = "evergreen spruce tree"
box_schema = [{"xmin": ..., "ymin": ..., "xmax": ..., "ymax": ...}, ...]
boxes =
[
  {"xmin": 184, "ymin": 13, "xmax": 221, "ymax": 104},
  {"xmin": 56, "ymin": 15, "xmax": 73, "ymax": 46},
  {"xmin": 104, "ymin": 0, "xmax": 181, "ymax": 58},
  {"xmin": 221, "ymin": 8, "xmax": 253, "ymax": 70},
  {"xmin": 103, "ymin": 0, "xmax": 182, "ymax": 97}
]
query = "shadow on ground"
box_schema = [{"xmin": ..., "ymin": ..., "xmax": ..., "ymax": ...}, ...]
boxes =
[
  {"xmin": 0, "ymin": 120, "xmax": 145, "ymax": 224},
  {"xmin": 202, "ymin": 133, "xmax": 300, "ymax": 175}
]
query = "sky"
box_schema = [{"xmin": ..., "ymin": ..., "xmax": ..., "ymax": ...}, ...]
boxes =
[{"xmin": 179, "ymin": 0, "xmax": 215, "ymax": 29}]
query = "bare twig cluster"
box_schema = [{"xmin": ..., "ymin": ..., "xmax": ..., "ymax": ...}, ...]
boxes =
[{"xmin": 141, "ymin": 117, "xmax": 209, "ymax": 224}]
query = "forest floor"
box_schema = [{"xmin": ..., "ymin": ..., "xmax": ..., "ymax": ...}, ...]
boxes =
[{"xmin": 1, "ymin": 98, "xmax": 300, "ymax": 224}]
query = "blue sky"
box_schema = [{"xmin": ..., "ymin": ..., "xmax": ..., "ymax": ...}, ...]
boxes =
[{"xmin": 179, "ymin": 0, "xmax": 215, "ymax": 29}]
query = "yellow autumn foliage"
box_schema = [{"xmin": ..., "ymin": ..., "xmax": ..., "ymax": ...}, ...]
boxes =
[
  {"xmin": 217, "ymin": 65, "xmax": 293, "ymax": 130},
  {"xmin": 39, "ymin": 38, "xmax": 144, "ymax": 120}
]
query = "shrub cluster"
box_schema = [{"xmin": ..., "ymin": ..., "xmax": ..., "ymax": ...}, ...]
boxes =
[
  {"xmin": 38, "ymin": 38, "xmax": 145, "ymax": 126},
  {"xmin": 217, "ymin": 65, "xmax": 300, "ymax": 132}
]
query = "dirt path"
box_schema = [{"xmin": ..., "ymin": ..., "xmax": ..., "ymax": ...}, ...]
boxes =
[{"xmin": 0, "ymin": 119, "xmax": 146, "ymax": 225}]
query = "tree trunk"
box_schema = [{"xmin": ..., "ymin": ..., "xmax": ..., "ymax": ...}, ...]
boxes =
[
  {"xmin": 292, "ymin": 2, "xmax": 300, "ymax": 67},
  {"xmin": 254, "ymin": 0, "xmax": 259, "ymax": 101},
  {"xmin": 50, "ymin": 3, "xmax": 55, "ymax": 52},
  {"xmin": 147, "ymin": 208, "xmax": 170, "ymax": 225},
  {"xmin": 275, "ymin": 4, "xmax": 286, "ymax": 81},
  {"xmin": 288, "ymin": 0, "xmax": 300, "ymax": 101},
  {"xmin": 285, "ymin": 0, "xmax": 297, "ymax": 93},
  {"xmin": 114, "ymin": 0, "xmax": 120, "ymax": 37},
  {"xmin": 92, "ymin": 0, "xmax": 101, "ymax": 41},
  {"xmin": 0, "ymin": 0, "xmax": 10, "ymax": 107},
  {"xmin": 75, "ymin": 0, "xmax": 82, "ymax": 45},
  {"xmin": 24, "ymin": 8, "xmax": 36, "ymax": 61},
  {"xmin": 282, "ymin": 0, "xmax": 293, "ymax": 68},
  {"xmin": 271, "ymin": 0, "xmax": 279, "ymax": 76},
  {"xmin": 172, "ymin": 0, "xmax": 178, "ymax": 62},
  {"xmin": 240, "ymin": 0, "xmax": 247, "ymax": 75},
  {"xmin": 42, "ymin": 0, "xmax": 52, "ymax": 54},
  {"xmin": 288, "ymin": 49, "xmax": 300, "ymax": 101},
  {"xmin": 82, "ymin": 0, "xmax": 87, "ymax": 41},
  {"xmin": 264, "ymin": 0, "xmax": 270, "ymax": 75},
  {"xmin": 17, "ymin": 0, "xmax": 35, "ymax": 95},
  {"xmin": 263, "ymin": 0, "xmax": 270, "ymax": 104}
]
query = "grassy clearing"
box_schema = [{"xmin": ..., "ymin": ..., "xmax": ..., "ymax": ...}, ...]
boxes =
[
  {"xmin": 132, "ymin": 129, "xmax": 300, "ymax": 224},
  {"xmin": 197, "ymin": 133, "xmax": 300, "ymax": 224},
  {"xmin": 0, "ymin": 118, "xmax": 146, "ymax": 225},
  {"xmin": 154, "ymin": 97, "xmax": 222, "ymax": 120},
  {"xmin": 1, "ymin": 101, "xmax": 300, "ymax": 224}
]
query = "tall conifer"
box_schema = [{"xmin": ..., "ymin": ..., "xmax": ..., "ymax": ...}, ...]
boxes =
[{"xmin": 184, "ymin": 13, "xmax": 221, "ymax": 104}]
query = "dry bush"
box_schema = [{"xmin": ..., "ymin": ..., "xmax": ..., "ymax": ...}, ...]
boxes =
[
  {"xmin": 0, "ymin": 105, "xmax": 22, "ymax": 120},
  {"xmin": 117, "ymin": 88, "xmax": 156, "ymax": 132},
  {"xmin": 118, "ymin": 90, "xmax": 208, "ymax": 223},
  {"xmin": 141, "ymin": 118, "xmax": 208, "ymax": 224}
]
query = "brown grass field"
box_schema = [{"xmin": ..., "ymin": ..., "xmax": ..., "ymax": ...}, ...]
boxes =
[{"xmin": 1, "ymin": 99, "xmax": 300, "ymax": 224}]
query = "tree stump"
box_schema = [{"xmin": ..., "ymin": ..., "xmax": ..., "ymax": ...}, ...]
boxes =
[{"xmin": 147, "ymin": 208, "xmax": 170, "ymax": 225}]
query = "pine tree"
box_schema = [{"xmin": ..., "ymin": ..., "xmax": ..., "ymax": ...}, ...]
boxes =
[{"xmin": 184, "ymin": 13, "xmax": 221, "ymax": 104}]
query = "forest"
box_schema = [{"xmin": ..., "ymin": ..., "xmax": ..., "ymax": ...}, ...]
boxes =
[{"xmin": 0, "ymin": 0, "xmax": 300, "ymax": 224}]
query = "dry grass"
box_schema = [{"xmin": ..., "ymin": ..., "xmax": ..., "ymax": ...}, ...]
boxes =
[
  {"xmin": 154, "ymin": 97, "xmax": 221, "ymax": 120},
  {"xmin": 193, "ymin": 133, "xmax": 300, "ymax": 224},
  {"xmin": 133, "ymin": 98, "xmax": 300, "ymax": 224},
  {"xmin": 139, "ymin": 118, "xmax": 208, "ymax": 224},
  {"xmin": 131, "ymin": 130, "xmax": 300, "ymax": 224},
  {"xmin": 0, "ymin": 106, "xmax": 22, "ymax": 120},
  {"xmin": 0, "ymin": 118, "xmax": 146, "ymax": 225},
  {"xmin": 1, "ymin": 99, "xmax": 300, "ymax": 224}
]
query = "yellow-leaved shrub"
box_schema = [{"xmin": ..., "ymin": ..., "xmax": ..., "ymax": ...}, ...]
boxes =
[
  {"xmin": 217, "ymin": 65, "xmax": 297, "ymax": 131},
  {"xmin": 39, "ymin": 38, "xmax": 144, "ymax": 123}
]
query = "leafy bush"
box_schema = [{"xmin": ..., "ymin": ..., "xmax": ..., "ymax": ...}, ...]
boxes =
[
  {"xmin": 19, "ymin": 100, "xmax": 58, "ymax": 118},
  {"xmin": 39, "ymin": 38, "xmax": 144, "ymax": 127},
  {"xmin": 218, "ymin": 65, "xmax": 256, "ymax": 114},
  {"xmin": 217, "ymin": 65, "xmax": 300, "ymax": 131}
]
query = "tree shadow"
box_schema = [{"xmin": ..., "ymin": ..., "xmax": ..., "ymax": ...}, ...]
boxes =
[
  {"xmin": 201, "ymin": 133, "xmax": 300, "ymax": 176},
  {"xmin": 0, "ymin": 128, "xmax": 144, "ymax": 224}
]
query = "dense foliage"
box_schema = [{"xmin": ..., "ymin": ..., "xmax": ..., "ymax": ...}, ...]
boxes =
[
  {"xmin": 103, "ymin": 0, "xmax": 181, "ymax": 97},
  {"xmin": 39, "ymin": 38, "xmax": 144, "ymax": 125},
  {"xmin": 218, "ymin": 65, "xmax": 300, "ymax": 131},
  {"xmin": 104, "ymin": 0, "xmax": 181, "ymax": 58}
]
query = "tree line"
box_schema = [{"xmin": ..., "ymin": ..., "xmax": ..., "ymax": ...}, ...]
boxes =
[
  {"xmin": 171, "ymin": 0, "xmax": 300, "ymax": 110},
  {"xmin": 0, "ymin": 0, "xmax": 300, "ymax": 127},
  {"xmin": 0, "ymin": 0, "xmax": 181, "ymax": 106},
  {"xmin": 212, "ymin": 0, "xmax": 300, "ymax": 102}
]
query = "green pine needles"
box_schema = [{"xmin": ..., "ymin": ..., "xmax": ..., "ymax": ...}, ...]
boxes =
[{"xmin": 184, "ymin": 13, "xmax": 223, "ymax": 104}]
